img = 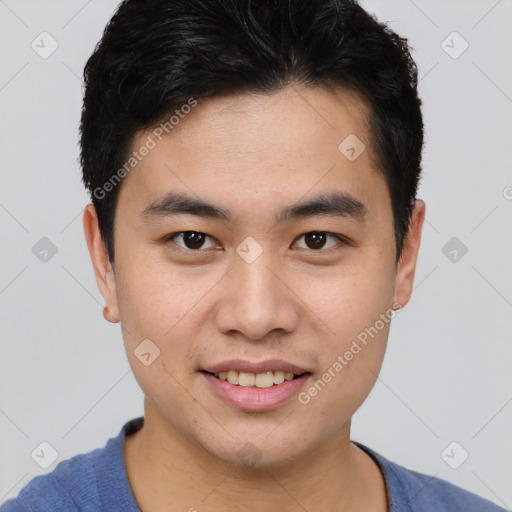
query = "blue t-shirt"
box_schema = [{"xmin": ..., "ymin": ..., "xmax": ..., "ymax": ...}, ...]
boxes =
[{"xmin": 0, "ymin": 416, "xmax": 506, "ymax": 511}]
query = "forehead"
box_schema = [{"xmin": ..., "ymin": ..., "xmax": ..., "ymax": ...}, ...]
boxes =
[
  {"xmin": 152, "ymin": 85, "xmax": 375, "ymax": 161},
  {"xmin": 116, "ymin": 85, "xmax": 389, "ymax": 223}
]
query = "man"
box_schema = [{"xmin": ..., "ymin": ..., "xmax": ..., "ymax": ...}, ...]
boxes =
[{"xmin": 1, "ymin": 0, "xmax": 506, "ymax": 510}]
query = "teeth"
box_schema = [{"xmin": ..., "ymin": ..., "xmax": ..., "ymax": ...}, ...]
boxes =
[
  {"xmin": 227, "ymin": 370, "xmax": 239, "ymax": 385},
  {"xmin": 213, "ymin": 369, "xmax": 301, "ymax": 388},
  {"xmin": 273, "ymin": 371, "xmax": 285, "ymax": 384},
  {"xmin": 238, "ymin": 371, "xmax": 256, "ymax": 387},
  {"xmin": 255, "ymin": 372, "xmax": 274, "ymax": 388}
]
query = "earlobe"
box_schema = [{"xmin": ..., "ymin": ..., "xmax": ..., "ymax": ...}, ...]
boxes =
[
  {"xmin": 83, "ymin": 203, "xmax": 121, "ymax": 323},
  {"xmin": 103, "ymin": 306, "xmax": 119, "ymax": 323},
  {"xmin": 393, "ymin": 199, "xmax": 426, "ymax": 309}
]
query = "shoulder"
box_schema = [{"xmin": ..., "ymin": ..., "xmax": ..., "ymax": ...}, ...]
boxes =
[
  {"xmin": 386, "ymin": 462, "xmax": 507, "ymax": 511},
  {"xmin": 354, "ymin": 442, "xmax": 507, "ymax": 512},
  {"xmin": 0, "ymin": 450, "xmax": 101, "ymax": 512},
  {"xmin": 0, "ymin": 417, "xmax": 143, "ymax": 512}
]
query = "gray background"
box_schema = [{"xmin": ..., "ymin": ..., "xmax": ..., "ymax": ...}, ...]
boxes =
[{"xmin": 0, "ymin": 0, "xmax": 511, "ymax": 508}]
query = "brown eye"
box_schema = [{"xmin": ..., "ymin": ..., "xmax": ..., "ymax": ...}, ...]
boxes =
[
  {"xmin": 166, "ymin": 231, "xmax": 217, "ymax": 251},
  {"xmin": 293, "ymin": 232, "xmax": 344, "ymax": 251}
]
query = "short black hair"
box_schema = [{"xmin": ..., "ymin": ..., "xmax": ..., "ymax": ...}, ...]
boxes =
[{"xmin": 80, "ymin": 0, "xmax": 423, "ymax": 264}]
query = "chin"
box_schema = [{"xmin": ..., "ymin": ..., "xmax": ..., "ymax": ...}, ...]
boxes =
[{"xmin": 196, "ymin": 427, "xmax": 312, "ymax": 470}]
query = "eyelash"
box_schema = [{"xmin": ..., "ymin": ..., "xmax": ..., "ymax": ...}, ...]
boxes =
[{"xmin": 162, "ymin": 231, "xmax": 349, "ymax": 253}]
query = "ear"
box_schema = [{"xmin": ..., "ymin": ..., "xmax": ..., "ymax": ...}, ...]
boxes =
[
  {"xmin": 83, "ymin": 203, "xmax": 120, "ymax": 323},
  {"xmin": 393, "ymin": 199, "xmax": 426, "ymax": 309}
]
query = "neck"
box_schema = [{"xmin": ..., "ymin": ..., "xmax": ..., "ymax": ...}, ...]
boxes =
[{"xmin": 124, "ymin": 400, "xmax": 388, "ymax": 512}]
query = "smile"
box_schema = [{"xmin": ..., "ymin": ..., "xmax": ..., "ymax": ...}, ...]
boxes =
[
  {"xmin": 205, "ymin": 370, "xmax": 302, "ymax": 388},
  {"xmin": 201, "ymin": 370, "xmax": 311, "ymax": 412}
]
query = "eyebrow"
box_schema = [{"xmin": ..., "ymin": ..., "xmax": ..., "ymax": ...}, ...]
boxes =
[{"xmin": 140, "ymin": 191, "xmax": 368, "ymax": 224}]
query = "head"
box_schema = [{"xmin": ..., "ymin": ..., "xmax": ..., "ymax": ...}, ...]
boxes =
[{"xmin": 82, "ymin": 0, "xmax": 425, "ymax": 468}]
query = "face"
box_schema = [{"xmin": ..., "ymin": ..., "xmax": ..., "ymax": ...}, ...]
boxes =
[{"xmin": 85, "ymin": 85, "xmax": 424, "ymax": 468}]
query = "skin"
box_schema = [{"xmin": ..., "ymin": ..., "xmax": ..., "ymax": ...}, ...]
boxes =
[{"xmin": 84, "ymin": 84, "xmax": 425, "ymax": 511}]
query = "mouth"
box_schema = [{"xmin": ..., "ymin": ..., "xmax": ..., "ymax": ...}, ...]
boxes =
[
  {"xmin": 201, "ymin": 370, "xmax": 307, "ymax": 388},
  {"xmin": 200, "ymin": 360, "xmax": 312, "ymax": 411}
]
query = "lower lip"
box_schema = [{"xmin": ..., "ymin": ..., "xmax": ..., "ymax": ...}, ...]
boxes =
[{"xmin": 202, "ymin": 372, "xmax": 310, "ymax": 412}]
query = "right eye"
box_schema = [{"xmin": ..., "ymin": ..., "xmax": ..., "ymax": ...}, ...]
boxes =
[{"xmin": 163, "ymin": 231, "xmax": 219, "ymax": 251}]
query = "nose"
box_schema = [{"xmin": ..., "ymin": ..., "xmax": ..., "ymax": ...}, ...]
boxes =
[{"xmin": 213, "ymin": 249, "xmax": 301, "ymax": 342}]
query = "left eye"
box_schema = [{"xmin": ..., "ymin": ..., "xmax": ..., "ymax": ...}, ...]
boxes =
[
  {"xmin": 165, "ymin": 231, "xmax": 343, "ymax": 252},
  {"xmin": 293, "ymin": 232, "xmax": 343, "ymax": 251}
]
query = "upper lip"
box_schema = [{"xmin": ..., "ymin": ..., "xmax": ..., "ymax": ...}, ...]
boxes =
[{"xmin": 202, "ymin": 359, "xmax": 309, "ymax": 375}]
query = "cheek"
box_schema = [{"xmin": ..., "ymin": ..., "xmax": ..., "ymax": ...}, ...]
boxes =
[
  {"xmin": 298, "ymin": 255, "xmax": 395, "ymax": 342},
  {"xmin": 113, "ymin": 249, "xmax": 222, "ymax": 387},
  {"xmin": 115, "ymin": 247, "xmax": 200, "ymax": 336},
  {"xmin": 297, "ymin": 257, "xmax": 394, "ymax": 400},
  {"xmin": 299, "ymin": 317, "xmax": 391, "ymax": 436},
  {"xmin": 113, "ymin": 259, "xmax": 203, "ymax": 412}
]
